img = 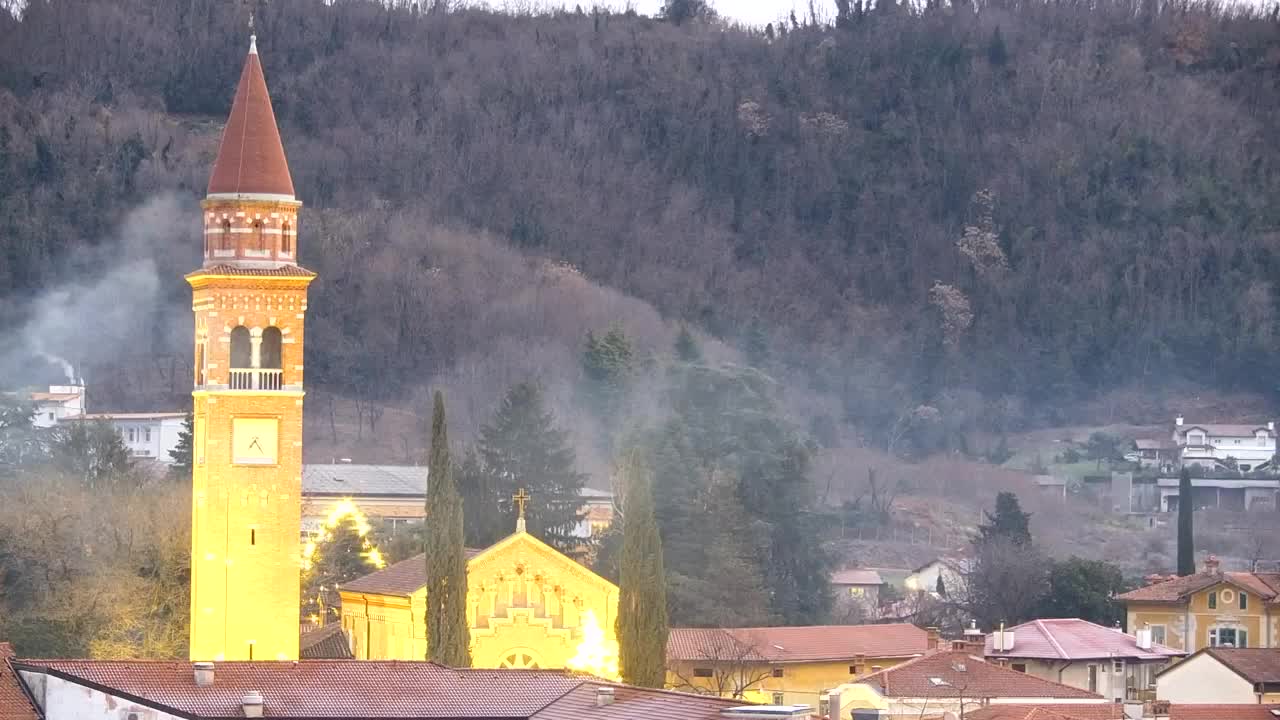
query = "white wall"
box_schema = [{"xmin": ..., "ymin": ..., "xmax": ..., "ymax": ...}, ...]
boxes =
[
  {"xmin": 1157, "ymin": 653, "xmax": 1256, "ymax": 704},
  {"xmin": 19, "ymin": 671, "xmax": 185, "ymax": 720}
]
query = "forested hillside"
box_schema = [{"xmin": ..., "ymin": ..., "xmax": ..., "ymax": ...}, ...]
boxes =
[{"xmin": 3, "ymin": 0, "xmax": 1280, "ymax": 451}]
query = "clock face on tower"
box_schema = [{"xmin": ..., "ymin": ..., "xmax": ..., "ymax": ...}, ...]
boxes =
[{"xmin": 232, "ymin": 417, "xmax": 279, "ymax": 465}]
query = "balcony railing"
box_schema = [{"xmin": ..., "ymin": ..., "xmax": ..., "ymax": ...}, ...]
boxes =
[{"xmin": 229, "ymin": 368, "xmax": 283, "ymax": 391}]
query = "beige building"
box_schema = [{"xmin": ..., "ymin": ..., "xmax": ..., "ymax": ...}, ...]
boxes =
[{"xmin": 1156, "ymin": 647, "xmax": 1280, "ymax": 704}]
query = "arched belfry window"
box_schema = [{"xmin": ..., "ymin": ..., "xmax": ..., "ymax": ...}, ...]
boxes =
[
  {"xmin": 253, "ymin": 220, "xmax": 266, "ymax": 251},
  {"xmin": 221, "ymin": 219, "xmax": 233, "ymax": 250},
  {"xmin": 230, "ymin": 326, "xmax": 252, "ymax": 369},
  {"xmin": 281, "ymin": 222, "xmax": 292, "ymax": 254},
  {"xmin": 260, "ymin": 327, "xmax": 282, "ymax": 370}
]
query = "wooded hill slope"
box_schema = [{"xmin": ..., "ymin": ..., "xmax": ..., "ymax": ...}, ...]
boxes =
[{"xmin": 2, "ymin": 0, "xmax": 1279, "ymax": 456}]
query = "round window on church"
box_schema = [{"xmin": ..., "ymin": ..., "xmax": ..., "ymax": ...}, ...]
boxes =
[{"xmin": 499, "ymin": 650, "xmax": 542, "ymax": 669}]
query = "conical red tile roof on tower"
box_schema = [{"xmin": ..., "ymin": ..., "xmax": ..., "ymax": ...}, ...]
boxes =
[{"xmin": 207, "ymin": 35, "xmax": 295, "ymax": 198}]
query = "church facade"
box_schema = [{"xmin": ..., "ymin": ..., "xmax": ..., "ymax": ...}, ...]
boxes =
[
  {"xmin": 339, "ymin": 523, "xmax": 620, "ymax": 673},
  {"xmin": 187, "ymin": 34, "xmax": 313, "ymax": 662}
]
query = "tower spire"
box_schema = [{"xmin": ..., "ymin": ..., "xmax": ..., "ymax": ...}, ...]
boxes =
[{"xmin": 207, "ymin": 27, "xmax": 293, "ymax": 199}]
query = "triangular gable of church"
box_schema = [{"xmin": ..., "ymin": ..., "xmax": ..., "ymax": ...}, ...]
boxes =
[{"xmin": 466, "ymin": 531, "xmax": 618, "ymax": 597}]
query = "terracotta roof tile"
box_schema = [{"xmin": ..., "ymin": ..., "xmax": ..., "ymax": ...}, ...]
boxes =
[
  {"xmin": 12, "ymin": 660, "xmax": 740, "ymax": 720},
  {"xmin": 1169, "ymin": 704, "xmax": 1280, "ymax": 720},
  {"xmin": 187, "ymin": 264, "xmax": 316, "ymax": 278},
  {"xmin": 299, "ymin": 624, "xmax": 353, "ymax": 660},
  {"xmin": 831, "ymin": 569, "xmax": 884, "ymax": 586},
  {"xmin": 0, "ymin": 644, "xmax": 39, "ymax": 720},
  {"xmin": 339, "ymin": 551, "xmax": 483, "ymax": 597},
  {"xmin": 965, "ymin": 705, "xmax": 1124, "ymax": 720},
  {"xmin": 983, "ymin": 619, "xmax": 1184, "ymax": 661},
  {"xmin": 857, "ymin": 651, "xmax": 1102, "ymax": 699},
  {"xmin": 1201, "ymin": 648, "xmax": 1280, "ymax": 684},
  {"xmin": 1116, "ymin": 570, "xmax": 1280, "ymax": 604},
  {"xmin": 666, "ymin": 623, "xmax": 927, "ymax": 664},
  {"xmin": 207, "ymin": 41, "xmax": 295, "ymax": 198}
]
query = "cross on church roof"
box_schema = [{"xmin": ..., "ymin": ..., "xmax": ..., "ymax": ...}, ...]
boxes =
[{"xmin": 512, "ymin": 488, "xmax": 530, "ymax": 533}]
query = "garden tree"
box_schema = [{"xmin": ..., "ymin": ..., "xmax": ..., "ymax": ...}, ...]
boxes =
[
  {"xmin": 673, "ymin": 325, "xmax": 702, "ymax": 363},
  {"xmin": 963, "ymin": 536, "xmax": 1049, "ymax": 629},
  {"xmin": 1178, "ymin": 466, "xmax": 1195, "ymax": 576},
  {"xmin": 0, "ymin": 394, "xmax": 47, "ymax": 477},
  {"xmin": 457, "ymin": 448, "xmax": 505, "ymax": 549},
  {"xmin": 660, "ymin": 0, "xmax": 715, "ymax": 24},
  {"xmin": 50, "ymin": 420, "xmax": 131, "ymax": 488},
  {"xmin": 1036, "ymin": 557, "xmax": 1128, "ymax": 626},
  {"xmin": 469, "ymin": 382, "xmax": 586, "ymax": 552},
  {"xmin": 976, "ymin": 491, "xmax": 1032, "ymax": 547},
  {"xmin": 579, "ymin": 327, "xmax": 634, "ymax": 450},
  {"xmin": 424, "ymin": 391, "xmax": 470, "ymax": 667},
  {"xmin": 167, "ymin": 413, "xmax": 193, "ymax": 480},
  {"xmin": 302, "ymin": 516, "xmax": 375, "ymax": 625},
  {"xmin": 615, "ymin": 450, "xmax": 668, "ymax": 688}
]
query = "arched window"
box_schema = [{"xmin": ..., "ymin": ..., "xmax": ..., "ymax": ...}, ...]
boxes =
[
  {"xmin": 221, "ymin": 219, "xmax": 233, "ymax": 250},
  {"xmin": 230, "ymin": 326, "xmax": 252, "ymax": 368},
  {"xmin": 260, "ymin": 327, "xmax": 282, "ymax": 369},
  {"xmin": 253, "ymin": 220, "xmax": 266, "ymax": 251},
  {"xmin": 281, "ymin": 222, "xmax": 292, "ymax": 254}
]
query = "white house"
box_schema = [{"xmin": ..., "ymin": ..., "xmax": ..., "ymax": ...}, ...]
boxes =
[
  {"xmin": 1174, "ymin": 416, "xmax": 1277, "ymax": 472},
  {"xmin": 1155, "ymin": 647, "xmax": 1280, "ymax": 704},
  {"xmin": 26, "ymin": 385, "xmax": 86, "ymax": 428},
  {"xmin": 982, "ymin": 618, "xmax": 1183, "ymax": 703},
  {"xmin": 68, "ymin": 412, "xmax": 188, "ymax": 463},
  {"xmin": 904, "ymin": 558, "xmax": 966, "ymax": 597}
]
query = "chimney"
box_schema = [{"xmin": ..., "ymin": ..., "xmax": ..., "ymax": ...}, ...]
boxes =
[
  {"xmin": 193, "ymin": 662, "xmax": 214, "ymax": 687},
  {"xmin": 1203, "ymin": 555, "xmax": 1221, "ymax": 575},
  {"xmin": 1136, "ymin": 625, "xmax": 1153, "ymax": 651},
  {"xmin": 1175, "ymin": 415, "xmax": 1184, "ymax": 427},
  {"xmin": 241, "ymin": 691, "xmax": 264, "ymax": 718},
  {"xmin": 595, "ymin": 686, "xmax": 615, "ymax": 707},
  {"xmin": 926, "ymin": 626, "xmax": 941, "ymax": 651},
  {"xmin": 1269, "ymin": 421, "xmax": 1275, "ymax": 432}
]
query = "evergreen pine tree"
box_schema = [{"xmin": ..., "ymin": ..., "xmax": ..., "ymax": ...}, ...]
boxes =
[
  {"xmin": 976, "ymin": 491, "xmax": 1032, "ymax": 546},
  {"xmin": 457, "ymin": 447, "xmax": 504, "ymax": 548},
  {"xmin": 425, "ymin": 391, "xmax": 471, "ymax": 666},
  {"xmin": 51, "ymin": 419, "xmax": 131, "ymax": 487},
  {"xmin": 168, "ymin": 413, "xmax": 194, "ymax": 480},
  {"xmin": 580, "ymin": 327, "xmax": 634, "ymax": 451},
  {"xmin": 303, "ymin": 517, "xmax": 376, "ymax": 624},
  {"xmin": 673, "ymin": 324, "xmax": 702, "ymax": 363},
  {"xmin": 1177, "ymin": 466, "xmax": 1195, "ymax": 576},
  {"xmin": 616, "ymin": 451, "xmax": 668, "ymax": 687},
  {"xmin": 473, "ymin": 382, "xmax": 586, "ymax": 552}
]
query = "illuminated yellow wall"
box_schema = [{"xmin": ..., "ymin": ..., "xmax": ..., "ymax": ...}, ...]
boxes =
[
  {"xmin": 187, "ymin": 254, "xmax": 313, "ymax": 662},
  {"xmin": 666, "ymin": 656, "xmax": 916, "ymax": 707},
  {"xmin": 1126, "ymin": 581, "xmax": 1275, "ymax": 653},
  {"xmin": 340, "ymin": 530, "xmax": 619, "ymax": 671}
]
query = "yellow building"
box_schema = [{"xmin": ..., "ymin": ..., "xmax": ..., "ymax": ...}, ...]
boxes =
[
  {"xmin": 187, "ymin": 33, "xmax": 313, "ymax": 662},
  {"xmin": 338, "ymin": 514, "xmax": 620, "ymax": 673},
  {"xmin": 1117, "ymin": 556, "xmax": 1280, "ymax": 653},
  {"xmin": 665, "ymin": 623, "xmax": 930, "ymax": 708}
]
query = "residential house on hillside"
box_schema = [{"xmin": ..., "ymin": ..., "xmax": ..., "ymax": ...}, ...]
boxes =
[
  {"xmin": 25, "ymin": 385, "xmax": 85, "ymax": 429},
  {"xmin": 904, "ymin": 558, "xmax": 966, "ymax": 598},
  {"xmin": 7, "ymin": 655, "xmax": 745, "ymax": 720},
  {"xmin": 830, "ymin": 569, "xmax": 884, "ymax": 607},
  {"xmin": 1173, "ymin": 416, "xmax": 1277, "ymax": 472},
  {"xmin": 1133, "ymin": 438, "xmax": 1179, "ymax": 471},
  {"xmin": 852, "ymin": 649, "xmax": 1106, "ymax": 717},
  {"xmin": 982, "ymin": 618, "xmax": 1183, "ymax": 702},
  {"xmin": 301, "ymin": 463, "xmax": 614, "ymax": 537},
  {"xmin": 1156, "ymin": 647, "xmax": 1280, "ymax": 704},
  {"xmin": 1117, "ymin": 556, "xmax": 1280, "ymax": 652},
  {"xmin": 666, "ymin": 623, "xmax": 931, "ymax": 708}
]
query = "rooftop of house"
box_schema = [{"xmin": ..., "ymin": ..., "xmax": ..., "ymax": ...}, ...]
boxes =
[
  {"xmin": 1116, "ymin": 564, "xmax": 1280, "ymax": 604},
  {"xmin": 1174, "ymin": 421, "xmax": 1274, "ymax": 439},
  {"xmin": 301, "ymin": 464, "xmax": 613, "ymax": 501},
  {"xmin": 830, "ymin": 569, "xmax": 883, "ymax": 586},
  {"xmin": 13, "ymin": 659, "xmax": 742, "ymax": 720},
  {"xmin": 667, "ymin": 623, "xmax": 927, "ymax": 664},
  {"xmin": 964, "ymin": 705, "xmax": 1124, "ymax": 720},
  {"xmin": 299, "ymin": 624, "xmax": 353, "ymax": 660},
  {"xmin": 856, "ymin": 650, "xmax": 1103, "ymax": 700},
  {"xmin": 983, "ymin": 618, "xmax": 1184, "ymax": 661},
  {"xmin": 1169, "ymin": 647, "xmax": 1280, "ymax": 685},
  {"xmin": 338, "ymin": 549, "xmax": 485, "ymax": 597},
  {"xmin": 65, "ymin": 412, "xmax": 186, "ymax": 421},
  {"xmin": 0, "ymin": 644, "xmax": 38, "ymax": 720},
  {"xmin": 1168, "ymin": 705, "xmax": 1280, "ymax": 720},
  {"xmin": 1134, "ymin": 438, "xmax": 1179, "ymax": 450}
]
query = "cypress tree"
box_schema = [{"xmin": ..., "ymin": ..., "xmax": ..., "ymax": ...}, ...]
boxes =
[
  {"xmin": 1177, "ymin": 466, "xmax": 1195, "ymax": 576},
  {"xmin": 425, "ymin": 391, "xmax": 471, "ymax": 666},
  {"xmin": 616, "ymin": 451, "xmax": 669, "ymax": 688}
]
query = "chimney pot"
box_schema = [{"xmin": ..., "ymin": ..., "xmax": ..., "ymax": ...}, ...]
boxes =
[
  {"xmin": 926, "ymin": 626, "xmax": 941, "ymax": 650},
  {"xmin": 193, "ymin": 662, "xmax": 215, "ymax": 687},
  {"xmin": 1175, "ymin": 415, "xmax": 1184, "ymax": 426},
  {"xmin": 1204, "ymin": 555, "xmax": 1221, "ymax": 574},
  {"xmin": 595, "ymin": 686, "xmax": 615, "ymax": 707},
  {"xmin": 241, "ymin": 691, "xmax": 264, "ymax": 718}
]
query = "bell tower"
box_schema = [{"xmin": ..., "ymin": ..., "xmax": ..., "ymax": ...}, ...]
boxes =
[{"xmin": 187, "ymin": 32, "xmax": 313, "ymax": 661}]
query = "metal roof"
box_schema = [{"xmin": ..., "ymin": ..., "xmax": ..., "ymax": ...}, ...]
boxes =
[{"xmin": 301, "ymin": 464, "xmax": 613, "ymax": 501}]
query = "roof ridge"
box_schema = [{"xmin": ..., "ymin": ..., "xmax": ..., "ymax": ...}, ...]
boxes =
[{"xmin": 1035, "ymin": 618, "xmax": 1071, "ymax": 659}]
